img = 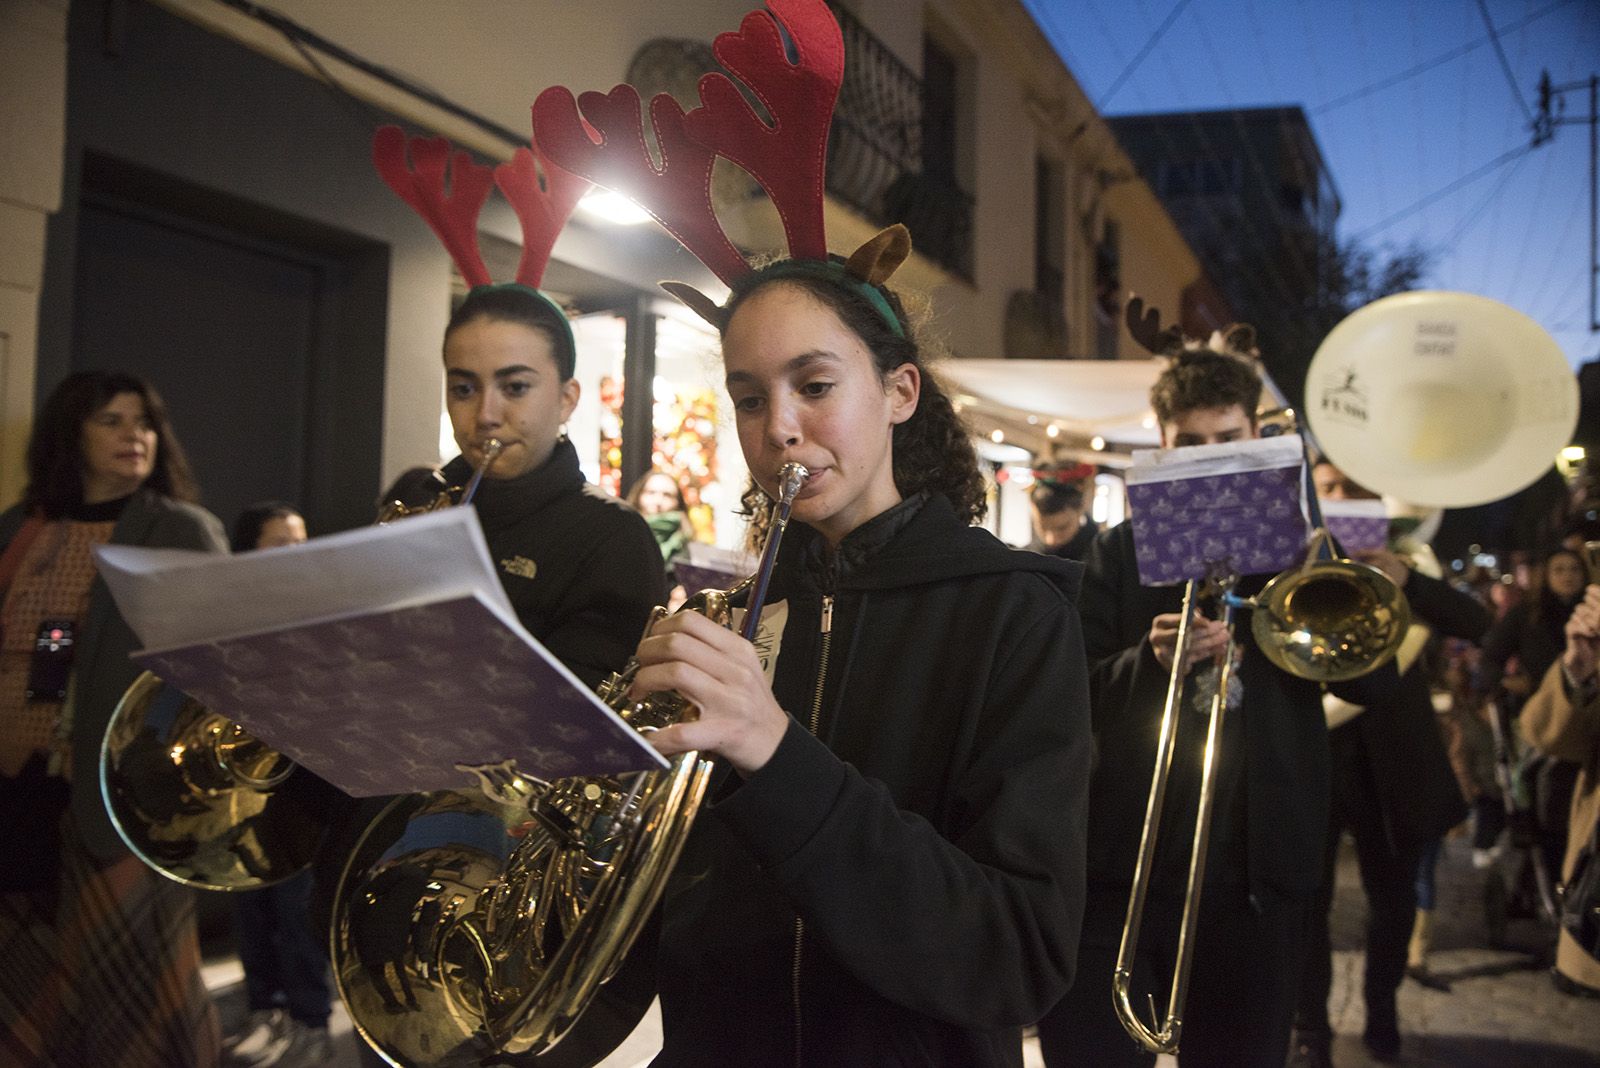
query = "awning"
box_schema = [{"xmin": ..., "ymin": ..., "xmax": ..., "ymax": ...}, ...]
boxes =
[{"xmin": 937, "ymin": 358, "xmax": 1166, "ymax": 468}]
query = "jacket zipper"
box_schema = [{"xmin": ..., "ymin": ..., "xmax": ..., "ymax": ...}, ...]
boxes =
[{"xmin": 792, "ymin": 592, "xmax": 833, "ymax": 1068}]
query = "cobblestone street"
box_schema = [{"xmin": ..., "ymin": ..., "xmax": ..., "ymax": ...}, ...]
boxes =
[
  {"xmin": 1305, "ymin": 836, "xmax": 1598, "ymax": 1068},
  {"xmin": 207, "ymin": 836, "xmax": 1599, "ymax": 1067}
]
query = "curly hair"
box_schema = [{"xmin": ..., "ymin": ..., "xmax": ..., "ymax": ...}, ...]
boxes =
[
  {"xmin": 1148, "ymin": 348, "xmax": 1263, "ymax": 427},
  {"xmin": 722, "ymin": 264, "xmax": 986, "ymax": 545},
  {"xmin": 24, "ymin": 370, "xmax": 200, "ymax": 519}
]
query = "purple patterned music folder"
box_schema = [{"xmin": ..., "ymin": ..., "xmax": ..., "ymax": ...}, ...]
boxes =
[
  {"xmin": 95, "ymin": 508, "xmax": 666, "ymax": 798},
  {"xmin": 1126, "ymin": 435, "xmax": 1312, "ymax": 586},
  {"xmin": 673, "ymin": 543, "xmax": 756, "ymax": 597},
  {"xmin": 1320, "ymin": 499, "xmax": 1390, "ymax": 554},
  {"xmin": 134, "ymin": 594, "xmax": 666, "ymax": 797}
]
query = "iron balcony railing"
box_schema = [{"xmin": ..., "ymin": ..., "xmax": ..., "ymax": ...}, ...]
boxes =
[{"xmin": 825, "ymin": 4, "xmax": 974, "ymax": 278}]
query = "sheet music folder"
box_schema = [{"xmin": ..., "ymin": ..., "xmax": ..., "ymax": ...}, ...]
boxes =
[
  {"xmin": 1126, "ymin": 434, "xmax": 1312, "ymax": 587},
  {"xmin": 94, "ymin": 508, "xmax": 667, "ymax": 797}
]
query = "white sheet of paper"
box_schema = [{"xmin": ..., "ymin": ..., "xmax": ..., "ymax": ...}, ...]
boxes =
[
  {"xmin": 93, "ymin": 507, "xmax": 668, "ymax": 790},
  {"xmin": 1126, "ymin": 433, "xmax": 1306, "ymax": 485},
  {"xmin": 96, "ymin": 507, "xmax": 512, "ymax": 651}
]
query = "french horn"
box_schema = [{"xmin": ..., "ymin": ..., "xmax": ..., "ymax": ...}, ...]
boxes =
[{"xmin": 330, "ymin": 462, "xmax": 808, "ymax": 1066}]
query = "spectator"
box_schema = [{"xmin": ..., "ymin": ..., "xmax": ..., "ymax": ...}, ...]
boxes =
[
  {"xmin": 1026, "ymin": 465, "xmax": 1098, "ymax": 562},
  {"xmin": 0, "ymin": 370, "xmax": 227, "ymax": 1065},
  {"xmin": 220, "ymin": 503, "xmax": 331, "ymax": 1068},
  {"xmin": 1481, "ymin": 549, "xmax": 1586, "ymax": 902},
  {"xmin": 626, "ymin": 468, "xmax": 694, "ymax": 565},
  {"xmin": 1519, "ymin": 583, "xmax": 1600, "ymax": 999}
]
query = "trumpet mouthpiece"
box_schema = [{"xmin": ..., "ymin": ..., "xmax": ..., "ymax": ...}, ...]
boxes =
[{"xmin": 777, "ymin": 463, "xmax": 808, "ymax": 504}]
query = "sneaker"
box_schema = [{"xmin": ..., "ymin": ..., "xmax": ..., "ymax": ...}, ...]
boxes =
[
  {"xmin": 1286, "ymin": 1028, "xmax": 1332, "ymax": 1068},
  {"xmin": 223, "ymin": 1009, "xmax": 284, "ymax": 1064},
  {"xmin": 247, "ymin": 1020, "xmax": 333, "ymax": 1068}
]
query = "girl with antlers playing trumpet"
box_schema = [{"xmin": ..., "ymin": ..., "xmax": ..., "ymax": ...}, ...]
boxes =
[{"xmin": 531, "ymin": 1, "xmax": 1093, "ymax": 1063}]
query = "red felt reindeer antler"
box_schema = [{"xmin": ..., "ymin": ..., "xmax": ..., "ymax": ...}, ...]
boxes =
[
  {"xmin": 684, "ymin": 0, "xmax": 843, "ymax": 263},
  {"xmin": 373, "ymin": 126, "xmax": 496, "ymax": 288},
  {"xmin": 493, "ymin": 138, "xmax": 591, "ymax": 289},
  {"xmin": 533, "ymin": 0, "xmax": 844, "ymax": 285},
  {"xmin": 533, "ymin": 85, "xmax": 749, "ymax": 285}
]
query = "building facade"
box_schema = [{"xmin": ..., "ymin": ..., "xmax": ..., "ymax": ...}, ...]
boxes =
[
  {"xmin": 1, "ymin": 0, "xmax": 1217, "ymax": 538},
  {"xmin": 1108, "ymin": 106, "xmax": 1341, "ymax": 382}
]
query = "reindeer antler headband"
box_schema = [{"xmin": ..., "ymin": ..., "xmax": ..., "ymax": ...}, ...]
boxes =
[
  {"xmin": 1124, "ymin": 294, "xmax": 1261, "ymax": 368},
  {"xmin": 531, "ymin": 0, "xmax": 911, "ymax": 338},
  {"xmin": 371, "ymin": 124, "xmax": 591, "ymax": 375}
]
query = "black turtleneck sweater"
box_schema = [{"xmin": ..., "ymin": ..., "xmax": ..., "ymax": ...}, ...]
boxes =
[{"xmin": 439, "ymin": 439, "xmax": 667, "ymax": 688}]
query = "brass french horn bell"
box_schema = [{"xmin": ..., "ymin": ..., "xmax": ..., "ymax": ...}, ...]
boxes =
[{"xmin": 330, "ymin": 463, "xmax": 809, "ymax": 1067}]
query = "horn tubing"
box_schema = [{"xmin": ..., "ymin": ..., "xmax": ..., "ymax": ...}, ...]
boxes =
[{"xmin": 458, "ymin": 437, "xmax": 504, "ymax": 507}]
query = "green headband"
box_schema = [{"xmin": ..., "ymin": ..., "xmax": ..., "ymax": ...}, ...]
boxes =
[
  {"xmin": 468, "ymin": 282, "xmax": 578, "ymax": 379},
  {"xmin": 747, "ymin": 260, "xmax": 907, "ymax": 339}
]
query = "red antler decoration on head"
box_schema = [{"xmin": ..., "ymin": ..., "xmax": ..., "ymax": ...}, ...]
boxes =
[
  {"xmin": 532, "ymin": 87, "xmax": 743, "ymax": 283},
  {"xmin": 494, "ymin": 139, "xmax": 591, "ymax": 288},
  {"xmin": 374, "ymin": 126, "xmax": 495, "ymax": 288},
  {"xmin": 532, "ymin": 0, "xmax": 844, "ymax": 285},
  {"xmin": 372, "ymin": 124, "xmax": 591, "ymax": 290}
]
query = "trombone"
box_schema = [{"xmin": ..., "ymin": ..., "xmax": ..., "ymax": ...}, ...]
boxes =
[{"xmin": 1112, "ymin": 535, "xmax": 1410, "ymax": 1053}]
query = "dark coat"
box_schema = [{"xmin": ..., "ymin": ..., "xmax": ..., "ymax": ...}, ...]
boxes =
[
  {"xmin": 1076, "ymin": 520, "xmax": 1398, "ymax": 916},
  {"xmin": 0, "ymin": 491, "xmax": 227, "ymax": 860},
  {"xmin": 653, "ymin": 493, "xmax": 1094, "ymax": 1068},
  {"xmin": 1481, "ymin": 595, "xmax": 1575, "ymax": 702},
  {"xmin": 1338, "ymin": 568, "xmax": 1487, "ymax": 856},
  {"xmin": 1027, "ymin": 517, "xmax": 1099, "ymax": 563}
]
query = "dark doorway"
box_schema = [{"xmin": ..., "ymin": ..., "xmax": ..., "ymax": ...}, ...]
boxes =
[{"xmin": 67, "ymin": 155, "xmax": 387, "ymax": 536}]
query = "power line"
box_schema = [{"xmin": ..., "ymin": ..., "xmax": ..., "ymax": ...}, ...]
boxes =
[
  {"xmin": 1310, "ymin": 0, "xmax": 1575, "ymax": 116},
  {"xmin": 1476, "ymin": 0, "xmax": 1537, "ymax": 126},
  {"xmin": 1348, "ymin": 0, "xmax": 1390, "ymax": 222},
  {"xmin": 1352, "ymin": 142, "xmax": 1537, "ymax": 241},
  {"xmin": 1097, "ymin": 0, "xmax": 1195, "ymax": 109},
  {"xmin": 1504, "ymin": 127, "xmax": 1565, "ymax": 297},
  {"xmin": 1442, "ymin": 149, "xmax": 1531, "ymax": 253}
]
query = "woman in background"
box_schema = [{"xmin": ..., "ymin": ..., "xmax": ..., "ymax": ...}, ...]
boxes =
[
  {"xmin": 220, "ymin": 502, "xmax": 332, "ymax": 1068},
  {"xmin": 626, "ymin": 468, "xmax": 695, "ymax": 566},
  {"xmin": 0, "ymin": 370, "xmax": 227, "ymax": 1067}
]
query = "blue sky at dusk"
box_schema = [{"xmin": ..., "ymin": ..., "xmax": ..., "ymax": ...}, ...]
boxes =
[{"xmin": 1021, "ymin": 0, "xmax": 1600, "ymax": 369}]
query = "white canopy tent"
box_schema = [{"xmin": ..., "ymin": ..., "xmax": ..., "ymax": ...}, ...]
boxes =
[
  {"xmin": 937, "ymin": 358, "xmax": 1166, "ymax": 468},
  {"xmin": 939, "ymin": 357, "xmax": 1291, "ymax": 468}
]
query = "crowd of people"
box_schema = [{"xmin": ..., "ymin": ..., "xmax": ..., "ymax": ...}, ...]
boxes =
[{"xmin": 2, "ymin": 2, "xmax": 1596, "ymax": 1066}]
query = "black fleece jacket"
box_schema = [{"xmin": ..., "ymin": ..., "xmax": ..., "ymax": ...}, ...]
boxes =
[
  {"xmin": 439, "ymin": 440, "xmax": 666, "ymax": 687},
  {"xmin": 653, "ymin": 494, "xmax": 1094, "ymax": 1068}
]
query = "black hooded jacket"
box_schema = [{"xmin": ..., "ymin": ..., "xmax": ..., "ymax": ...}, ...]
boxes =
[{"xmin": 653, "ymin": 493, "xmax": 1094, "ymax": 1068}]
